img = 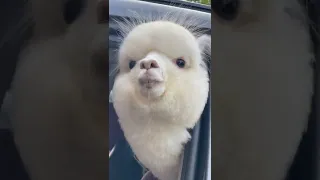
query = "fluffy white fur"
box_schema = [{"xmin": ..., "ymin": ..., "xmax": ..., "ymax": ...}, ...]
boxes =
[
  {"xmin": 211, "ymin": 0, "xmax": 314, "ymax": 180},
  {"xmin": 10, "ymin": 1, "xmax": 108, "ymax": 180},
  {"xmin": 112, "ymin": 14, "xmax": 210, "ymax": 180}
]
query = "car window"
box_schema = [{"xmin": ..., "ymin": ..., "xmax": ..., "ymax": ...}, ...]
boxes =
[{"xmin": 109, "ymin": 48, "xmax": 118, "ymax": 91}]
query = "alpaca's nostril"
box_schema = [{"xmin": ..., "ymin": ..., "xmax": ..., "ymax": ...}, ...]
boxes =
[
  {"xmin": 150, "ymin": 61, "xmax": 159, "ymax": 68},
  {"xmin": 140, "ymin": 60, "xmax": 159, "ymax": 70},
  {"xmin": 140, "ymin": 63, "xmax": 145, "ymax": 69}
]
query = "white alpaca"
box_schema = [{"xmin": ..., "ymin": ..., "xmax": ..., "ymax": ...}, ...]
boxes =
[
  {"xmin": 211, "ymin": 0, "xmax": 314, "ymax": 179},
  {"xmin": 112, "ymin": 14, "xmax": 211, "ymax": 179},
  {"xmin": 10, "ymin": 0, "xmax": 109, "ymax": 180}
]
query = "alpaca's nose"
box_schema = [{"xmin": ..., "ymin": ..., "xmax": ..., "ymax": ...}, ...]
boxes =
[{"xmin": 140, "ymin": 59, "xmax": 159, "ymax": 69}]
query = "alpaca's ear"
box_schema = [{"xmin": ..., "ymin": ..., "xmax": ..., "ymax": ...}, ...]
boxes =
[
  {"xmin": 197, "ymin": 34, "xmax": 211, "ymax": 56},
  {"xmin": 97, "ymin": 0, "xmax": 108, "ymax": 24}
]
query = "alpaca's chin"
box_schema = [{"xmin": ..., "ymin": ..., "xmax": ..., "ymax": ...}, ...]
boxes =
[{"xmin": 138, "ymin": 83, "xmax": 165, "ymax": 100}]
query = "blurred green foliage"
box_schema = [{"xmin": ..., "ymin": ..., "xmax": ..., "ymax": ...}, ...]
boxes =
[{"xmin": 185, "ymin": 0, "xmax": 211, "ymax": 5}]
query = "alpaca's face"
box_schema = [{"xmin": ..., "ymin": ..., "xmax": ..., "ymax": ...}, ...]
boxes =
[
  {"xmin": 112, "ymin": 20, "xmax": 210, "ymax": 127},
  {"xmin": 115, "ymin": 21, "xmax": 208, "ymax": 100}
]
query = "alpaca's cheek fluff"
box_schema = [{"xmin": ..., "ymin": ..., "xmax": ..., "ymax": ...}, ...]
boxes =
[
  {"xmin": 113, "ymin": 69, "xmax": 209, "ymax": 126},
  {"xmin": 159, "ymin": 73, "xmax": 209, "ymax": 127},
  {"xmin": 112, "ymin": 74, "xmax": 136, "ymax": 106}
]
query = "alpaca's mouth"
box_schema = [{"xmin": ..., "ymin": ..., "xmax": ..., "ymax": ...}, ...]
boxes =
[
  {"xmin": 138, "ymin": 70, "xmax": 164, "ymax": 89},
  {"xmin": 139, "ymin": 78, "xmax": 162, "ymax": 89},
  {"xmin": 138, "ymin": 77, "xmax": 165, "ymax": 99}
]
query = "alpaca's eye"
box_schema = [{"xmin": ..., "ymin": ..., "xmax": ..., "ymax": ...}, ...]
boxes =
[
  {"xmin": 176, "ymin": 58, "xmax": 185, "ymax": 68},
  {"xmin": 212, "ymin": 0, "xmax": 239, "ymax": 21},
  {"xmin": 129, "ymin": 61, "xmax": 136, "ymax": 69}
]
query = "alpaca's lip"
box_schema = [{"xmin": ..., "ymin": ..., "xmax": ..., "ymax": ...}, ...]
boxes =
[
  {"xmin": 139, "ymin": 77, "xmax": 162, "ymax": 84},
  {"xmin": 138, "ymin": 77, "xmax": 163, "ymax": 88},
  {"xmin": 138, "ymin": 70, "xmax": 164, "ymax": 88}
]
